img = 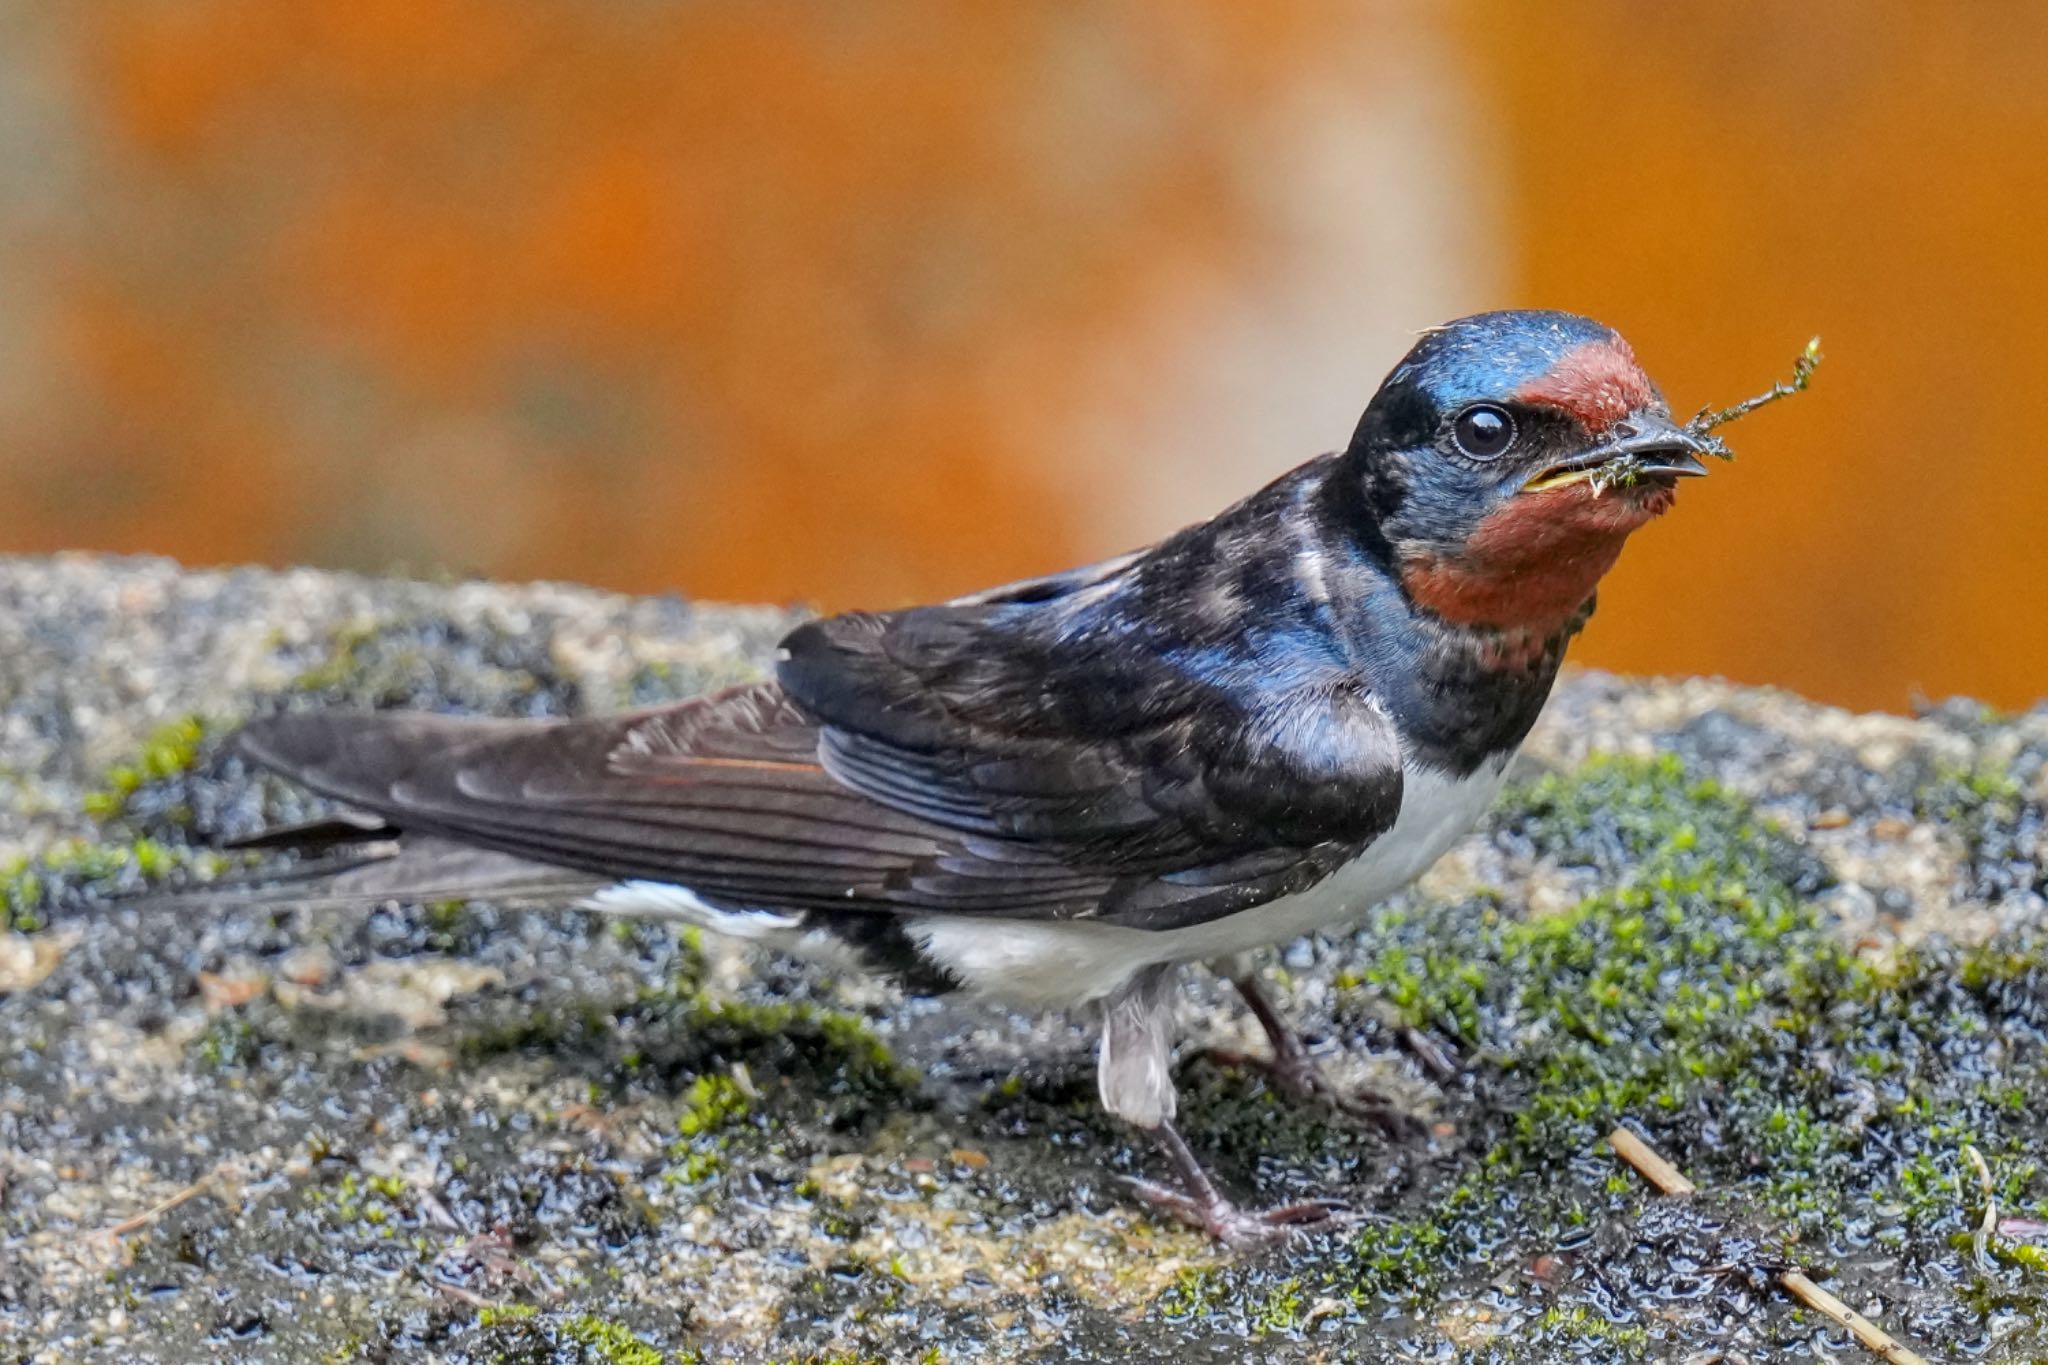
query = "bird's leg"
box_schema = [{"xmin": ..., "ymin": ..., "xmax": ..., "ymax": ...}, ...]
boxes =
[
  {"xmin": 1124, "ymin": 1119, "xmax": 1342, "ymax": 1248},
  {"xmin": 1097, "ymin": 966, "xmax": 1340, "ymax": 1246},
  {"xmin": 1206, "ymin": 968, "xmax": 1435, "ymax": 1137}
]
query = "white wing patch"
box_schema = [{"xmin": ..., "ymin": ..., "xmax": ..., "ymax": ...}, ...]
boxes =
[
  {"xmin": 581, "ymin": 880, "xmax": 874, "ymax": 974},
  {"xmin": 583, "ymin": 880, "xmax": 802, "ymax": 938}
]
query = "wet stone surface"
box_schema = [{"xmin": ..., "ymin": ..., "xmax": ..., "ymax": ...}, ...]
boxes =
[{"xmin": 2, "ymin": 552, "xmax": 2046, "ymax": 1363}]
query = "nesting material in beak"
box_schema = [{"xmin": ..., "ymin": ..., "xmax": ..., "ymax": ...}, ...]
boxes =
[{"xmin": 1522, "ymin": 412, "xmax": 1717, "ymax": 495}]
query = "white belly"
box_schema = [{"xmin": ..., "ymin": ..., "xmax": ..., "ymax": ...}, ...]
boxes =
[
  {"xmin": 586, "ymin": 758, "xmax": 1510, "ymax": 1011},
  {"xmin": 907, "ymin": 756, "xmax": 1510, "ymax": 1006}
]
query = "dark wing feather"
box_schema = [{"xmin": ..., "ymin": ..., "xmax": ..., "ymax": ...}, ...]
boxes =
[
  {"xmin": 239, "ymin": 686, "xmax": 958, "ymax": 900},
  {"xmin": 238, "ymin": 567, "xmax": 1404, "ymax": 931}
]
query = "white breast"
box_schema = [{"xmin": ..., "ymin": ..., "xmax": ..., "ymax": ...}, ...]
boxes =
[{"xmin": 907, "ymin": 757, "xmax": 1511, "ymax": 1007}]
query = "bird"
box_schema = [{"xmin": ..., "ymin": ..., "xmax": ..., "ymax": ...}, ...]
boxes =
[{"xmin": 228, "ymin": 309, "xmax": 1716, "ymax": 1246}]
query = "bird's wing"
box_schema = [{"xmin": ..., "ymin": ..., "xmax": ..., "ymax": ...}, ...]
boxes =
[{"xmin": 238, "ymin": 595, "xmax": 1404, "ymax": 932}]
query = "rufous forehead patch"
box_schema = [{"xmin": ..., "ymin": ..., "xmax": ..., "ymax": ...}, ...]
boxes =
[{"xmin": 1513, "ymin": 336, "xmax": 1659, "ymax": 433}]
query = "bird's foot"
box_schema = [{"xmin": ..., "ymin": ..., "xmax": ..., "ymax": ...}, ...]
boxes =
[
  {"xmin": 1129, "ymin": 1120, "xmax": 1345, "ymax": 1248},
  {"xmin": 1125, "ymin": 1175, "xmax": 1343, "ymax": 1249},
  {"xmin": 1203, "ymin": 1038, "xmax": 1426, "ymax": 1139},
  {"xmin": 1216, "ymin": 971, "xmax": 1448, "ymax": 1138}
]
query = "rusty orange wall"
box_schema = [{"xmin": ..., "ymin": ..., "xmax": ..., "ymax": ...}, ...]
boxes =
[
  {"xmin": 1, "ymin": 2, "xmax": 2044, "ymax": 713},
  {"xmin": 1464, "ymin": 2, "xmax": 2048, "ymax": 712}
]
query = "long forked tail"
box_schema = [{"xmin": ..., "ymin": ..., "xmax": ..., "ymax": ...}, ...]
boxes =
[
  {"xmin": 233, "ymin": 710, "xmax": 533, "ymax": 819},
  {"xmin": 141, "ymin": 712, "xmax": 608, "ymax": 912}
]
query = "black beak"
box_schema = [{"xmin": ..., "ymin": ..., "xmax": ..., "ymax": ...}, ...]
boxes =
[{"xmin": 1523, "ymin": 411, "xmax": 1716, "ymax": 492}]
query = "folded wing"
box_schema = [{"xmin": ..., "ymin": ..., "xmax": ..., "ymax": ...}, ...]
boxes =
[{"xmin": 239, "ymin": 580, "xmax": 1404, "ymax": 932}]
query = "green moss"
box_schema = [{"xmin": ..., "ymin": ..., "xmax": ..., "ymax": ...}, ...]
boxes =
[
  {"xmin": 1156, "ymin": 1264, "xmax": 1229, "ymax": 1321},
  {"xmin": 7, "ymin": 712, "xmax": 238, "ymax": 927},
  {"xmin": 1345, "ymin": 1210, "xmax": 1459, "ymax": 1307},
  {"xmin": 1348, "ymin": 755, "xmax": 1841, "ymax": 1167},
  {"xmin": 286, "ymin": 619, "xmax": 384, "ymax": 696},
  {"xmin": 191, "ymin": 1011, "xmax": 259, "ymax": 1072},
  {"xmin": 456, "ymin": 996, "xmax": 621, "ymax": 1062},
  {"xmin": 664, "ymin": 1071, "xmax": 754, "ymax": 1188},
  {"xmin": 321, "ymin": 1334, "xmax": 369, "ymax": 1364},
  {"xmin": 1917, "ymin": 760, "xmax": 2023, "ymax": 826},
  {"xmin": 456, "ymin": 979, "xmax": 904, "ymax": 1104},
  {"xmin": 2, "ymin": 836, "xmax": 227, "ymax": 931},
  {"xmin": 468, "ymin": 1307, "xmax": 691, "ymax": 1365},
  {"xmin": 284, "ymin": 615, "xmax": 581, "ymax": 716},
  {"xmin": 657, "ymin": 995, "xmax": 914, "ymax": 1096},
  {"xmin": 1995, "ymin": 1239, "xmax": 2048, "ymax": 1276},
  {"xmin": 1530, "ymin": 1304, "xmax": 1650, "ymax": 1354},
  {"xmin": 453, "ymin": 980, "xmax": 907, "ymax": 1204},
  {"xmin": 1152, "ymin": 753, "xmax": 2048, "ymax": 1339},
  {"xmin": 1917, "ymin": 758, "xmax": 2042, "ymax": 904},
  {"xmin": 555, "ymin": 1315, "xmax": 670, "ymax": 1365},
  {"xmin": 303, "ymin": 1168, "xmax": 415, "ymax": 1232},
  {"xmin": 476, "ymin": 1304, "xmax": 539, "ymax": 1327},
  {"xmin": 666, "ymin": 1148, "xmax": 724, "ymax": 1185},
  {"xmin": 675, "ymin": 1072, "xmax": 750, "ymax": 1137},
  {"xmin": 80, "ymin": 714, "xmax": 210, "ymax": 821}
]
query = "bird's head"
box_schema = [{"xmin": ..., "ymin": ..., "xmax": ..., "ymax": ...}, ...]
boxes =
[{"xmin": 1345, "ymin": 310, "xmax": 1711, "ymax": 636}]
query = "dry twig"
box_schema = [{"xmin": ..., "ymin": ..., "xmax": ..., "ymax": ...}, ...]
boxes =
[
  {"xmin": 1606, "ymin": 1128, "xmax": 1932, "ymax": 1365},
  {"xmin": 99, "ymin": 1170, "xmax": 219, "ymax": 1239},
  {"xmin": 1685, "ymin": 337, "xmax": 1826, "ymax": 443},
  {"xmin": 1584, "ymin": 337, "xmax": 1823, "ymax": 495}
]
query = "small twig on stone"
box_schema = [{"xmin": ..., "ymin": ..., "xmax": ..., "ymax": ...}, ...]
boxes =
[
  {"xmin": 1684, "ymin": 337, "xmax": 1825, "ymax": 454},
  {"xmin": 1608, "ymin": 1127, "xmax": 1695, "ymax": 1195},
  {"xmin": 1777, "ymin": 1271, "xmax": 1930, "ymax": 1365},
  {"xmin": 100, "ymin": 1170, "xmax": 219, "ymax": 1238},
  {"xmin": 1607, "ymin": 1128, "xmax": 1931, "ymax": 1365}
]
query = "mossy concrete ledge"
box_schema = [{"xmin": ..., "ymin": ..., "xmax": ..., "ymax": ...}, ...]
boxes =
[{"xmin": 2, "ymin": 552, "xmax": 2046, "ymax": 1364}]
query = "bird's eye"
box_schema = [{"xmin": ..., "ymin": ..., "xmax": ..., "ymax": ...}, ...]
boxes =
[{"xmin": 1451, "ymin": 404, "xmax": 1517, "ymax": 460}]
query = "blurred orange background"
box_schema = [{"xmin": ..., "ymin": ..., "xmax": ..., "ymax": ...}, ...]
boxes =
[{"xmin": 1, "ymin": 2, "xmax": 2043, "ymax": 713}]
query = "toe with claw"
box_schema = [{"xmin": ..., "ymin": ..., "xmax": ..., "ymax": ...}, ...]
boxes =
[
  {"xmin": 1215, "ymin": 972, "xmax": 1437, "ymax": 1138},
  {"xmin": 1126, "ymin": 1175, "xmax": 1344, "ymax": 1248},
  {"xmin": 1132, "ymin": 1121, "xmax": 1347, "ymax": 1248}
]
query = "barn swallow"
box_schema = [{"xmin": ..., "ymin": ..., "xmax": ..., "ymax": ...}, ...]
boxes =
[{"xmin": 233, "ymin": 310, "xmax": 1714, "ymax": 1245}]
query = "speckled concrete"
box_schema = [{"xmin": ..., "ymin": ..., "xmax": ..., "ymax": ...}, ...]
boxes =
[{"xmin": 2, "ymin": 554, "xmax": 2044, "ymax": 1364}]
